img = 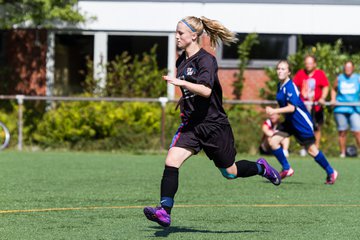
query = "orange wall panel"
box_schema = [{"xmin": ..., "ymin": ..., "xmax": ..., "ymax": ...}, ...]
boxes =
[{"xmin": 5, "ymin": 29, "xmax": 47, "ymax": 95}]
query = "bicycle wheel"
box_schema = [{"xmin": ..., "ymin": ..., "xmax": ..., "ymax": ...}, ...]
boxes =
[{"xmin": 0, "ymin": 122, "xmax": 10, "ymax": 150}]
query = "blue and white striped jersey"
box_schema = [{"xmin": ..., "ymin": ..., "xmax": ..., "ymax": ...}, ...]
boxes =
[{"xmin": 276, "ymin": 79, "xmax": 315, "ymax": 138}]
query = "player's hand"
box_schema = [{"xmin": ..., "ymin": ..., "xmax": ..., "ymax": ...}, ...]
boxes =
[
  {"xmin": 330, "ymin": 99, "xmax": 337, "ymax": 106},
  {"xmin": 318, "ymin": 98, "xmax": 326, "ymax": 105},
  {"xmin": 162, "ymin": 76, "xmax": 184, "ymax": 87},
  {"xmin": 265, "ymin": 106, "xmax": 276, "ymax": 116}
]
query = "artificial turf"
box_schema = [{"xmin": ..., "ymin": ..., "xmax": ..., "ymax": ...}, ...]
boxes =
[{"xmin": 0, "ymin": 151, "xmax": 359, "ymax": 239}]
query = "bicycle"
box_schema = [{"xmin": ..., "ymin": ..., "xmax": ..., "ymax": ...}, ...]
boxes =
[{"xmin": 0, "ymin": 121, "xmax": 10, "ymax": 150}]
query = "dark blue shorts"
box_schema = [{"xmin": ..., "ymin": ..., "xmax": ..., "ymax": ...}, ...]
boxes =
[
  {"xmin": 170, "ymin": 122, "xmax": 237, "ymax": 168},
  {"xmin": 275, "ymin": 121, "xmax": 315, "ymax": 148}
]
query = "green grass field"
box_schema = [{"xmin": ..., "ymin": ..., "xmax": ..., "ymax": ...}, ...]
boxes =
[{"xmin": 0, "ymin": 151, "xmax": 359, "ymax": 239}]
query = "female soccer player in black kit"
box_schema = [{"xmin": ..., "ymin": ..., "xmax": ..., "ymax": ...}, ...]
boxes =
[{"xmin": 143, "ymin": 16, "xmax": 281, "ymax": 227}]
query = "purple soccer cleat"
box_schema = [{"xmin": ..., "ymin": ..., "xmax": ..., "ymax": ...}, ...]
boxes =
[
  {"xmin": 143, "ymin": 206, "xmax": 171, "ymax": 227},
  {"xmin": 257, "ymin": 158, "xmax": 281, "ymax": 186}
]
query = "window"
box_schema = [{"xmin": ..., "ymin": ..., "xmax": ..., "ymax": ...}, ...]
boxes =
[
  {"xmin": 107, "ymin": 35, "xmax": 168, "ymax": 69},
  {"xmin": 300, "ymin": 34, "xmax": 360, "ymax": 54},
  {"xmin": 218, "ymin": 33, "xmax": 293, "ymax": 68},
  {"xmin": 54, "ymin": 34, "xmax": 94, "ymax": 95}
]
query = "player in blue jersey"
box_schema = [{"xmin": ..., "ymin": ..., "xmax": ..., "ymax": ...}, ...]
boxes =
[
  {"xmin": 143, "ymin": 16, "xmax": 281, "ymax": 228},
  {"xmin": 265, "ymin": 60, "xmax": 338, "ymax": 184}
]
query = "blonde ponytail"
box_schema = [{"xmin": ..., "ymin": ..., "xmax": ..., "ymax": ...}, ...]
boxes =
[
  {"xmin": 199, "ymin": 16, "xmax": 237, "ymax": 47},
  {"xmin": 181, "ymin": 16, "xmax": 237, "ymax": 48}
]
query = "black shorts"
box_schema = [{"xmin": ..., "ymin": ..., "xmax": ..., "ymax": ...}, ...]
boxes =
[
  {"xmin": 170, "ymin": 122, "xmax": 237, "ymax": 168},
  {"xmin": 310, "ymin": 107, "xmax": 324, "ymax": 131},
  {"xmin": 274, "ymin": 121, "xmax": 316, "ymax": 148}
]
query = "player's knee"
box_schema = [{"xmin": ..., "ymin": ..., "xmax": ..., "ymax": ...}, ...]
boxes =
[
  {"xmin": 165, "ymin": 158, "xmax": 176, "ymax": 168},
  {"xmin": 165, "ymin": 155, "xmax": 182, "ymax": 168},
  {"xmin": 306, "ymin": 144, "xmax": 318, "ymax": 157},
  {"xmin": 269, "ymin": 137, "xmax": 281, "ymax": 149},
  {"xmin": 218, "ymin": 168, "xmax": 237, "ymax": 180}
]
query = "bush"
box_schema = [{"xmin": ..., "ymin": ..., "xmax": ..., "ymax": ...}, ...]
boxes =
[
  {"xmin": 0, "ymin": 103, "xmax": 19, "ymax": 148},
  {"xmin": 4, "ymin": 100, "xmax": 346, "ymax": 155},
  {"xmin": 25, "ymin": 44, "xmax": 169, "ymax": 151},
  {"xmin": 18, "ymin": 100, "xmax": 265, "ymax": 154},
  {"xmin": 226, "ymin": 105, "xmax": 263, "ymax": 154},
  {"xmin": 32, "ymin": 101, "xmax": 170, "ymax": 150}
]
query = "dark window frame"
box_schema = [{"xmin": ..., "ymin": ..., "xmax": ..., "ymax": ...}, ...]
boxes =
[
  {"xmin": 0, "ymin": 31, "xmax": 5, "ymax": 66},
  {"xmin": 217, "ymin": 34, "xmax": 296, "ymax": 69},
  {"xmin": 217, "ymin": 33, "xmax": 360, "ymax": 69}
]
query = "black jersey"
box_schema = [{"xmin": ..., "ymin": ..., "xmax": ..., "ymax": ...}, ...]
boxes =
[{"xmin": 176, "ymin": 48, "xmax": 229, "ymax": 124}]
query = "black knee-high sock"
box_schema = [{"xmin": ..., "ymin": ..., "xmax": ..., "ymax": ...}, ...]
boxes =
[
  {"xmin": 160, "ymin": 166, "xmax": 179, "ymax": 214},
  {"xmin": 236, "ymin": 160, "xmax": 264, "ymax": 178}
]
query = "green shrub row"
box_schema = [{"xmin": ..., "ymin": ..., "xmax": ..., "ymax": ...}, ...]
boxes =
[
  {"xmin": 0, "ymin": 101, "xmax": 349, "ymax": 155},
  {"xmin": 0, "ymin": 101, "xmax": 262, "ymax": 153},
  {"xmin": 32, "ymin": 101, "xmax": 169, "ymax": 151}
]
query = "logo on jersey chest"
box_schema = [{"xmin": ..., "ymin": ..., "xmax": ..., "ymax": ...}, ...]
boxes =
[
  {"xmin": 340, "ymin": 82, "xmax": 357, "ymax": 94},
  {"xmin": 186, "ymin": 67, "xmax": 196, "ymax": 76}
]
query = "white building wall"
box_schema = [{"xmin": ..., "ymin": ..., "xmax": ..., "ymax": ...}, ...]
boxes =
[
  {"xmin": 68, "ymin": 1, "xmax": 360, "ymax": 98},
  {"xmin": 79, "ymin": 1, "xmax": 360, "ymax": 35}
]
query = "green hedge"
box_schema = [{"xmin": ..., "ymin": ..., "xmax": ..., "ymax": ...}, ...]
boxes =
[
  {"xmin": 0, "ymin": 101, "xmax": 263, "ymax": 153},
  {"xmin": 0, "ymin": 105, "xmax": 18, "ymax": 149},
  {"xmin": 0, "ymin": 101, "xmax": 351, "ymax": 155},
  {"xmin": 31, "ymin": 101, "xmax": 167, "ymax": 151}
]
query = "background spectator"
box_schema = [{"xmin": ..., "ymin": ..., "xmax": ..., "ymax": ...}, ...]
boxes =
[
  {"xmin": 331, "ymin": 60, "xmax": 360, "ymax": 158},
  {"xmin": 294, "ymin": 55, "xmax": 329, "ymax": 154},
  {"xmin": 259, "ymin": 113, "xmax": 290, "ymax": 157}
]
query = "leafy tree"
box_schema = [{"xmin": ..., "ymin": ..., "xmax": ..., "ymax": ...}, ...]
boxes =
[
  {"xmin": 0, "ymin": 0, "xmax": 91, "ymax": 29},
  {"xmin": 233, "ymin": 33, "xmax": 259, "ymax": 99}
]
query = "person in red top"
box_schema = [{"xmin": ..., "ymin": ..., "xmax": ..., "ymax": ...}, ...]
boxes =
[
  {"xmin": 293, "ymin": 55, "xmax": 329, "ymax": 149},
  {"xmin": 259, "ymin": 113, "xmax": 290, "ymax": 157}
]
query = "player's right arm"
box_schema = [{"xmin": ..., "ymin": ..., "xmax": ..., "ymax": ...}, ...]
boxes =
[
  {"xmin": 262, "ymin": 124, "xmax": 274, "ymax": 137},
  {"xmin": 162, "ymin": 76, "xmax": 212, "ymax": 98},
  {"xmin": 318, "ymin": 70, "xmax": 330, "ymax": 105}
]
